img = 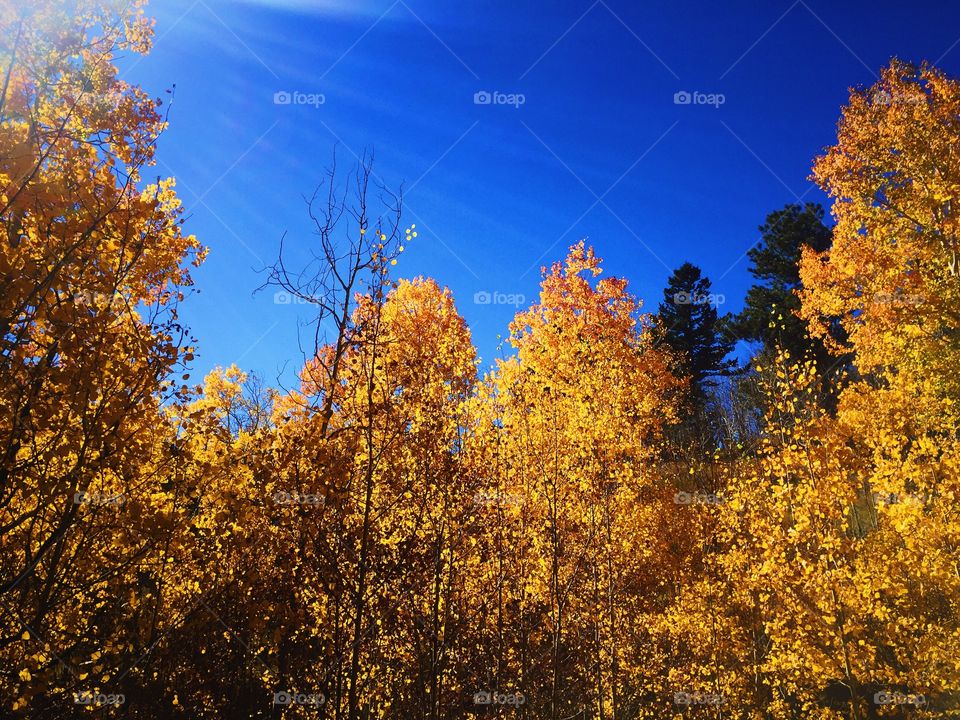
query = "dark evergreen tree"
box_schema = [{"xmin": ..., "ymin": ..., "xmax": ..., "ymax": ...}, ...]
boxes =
[
  {"xmin": 733, "ymin": 202, "xmax": 833, "ymax": 363},
  {"xmin": 656, "ymin": 262, "xmax": 736, "ymax": 408}
]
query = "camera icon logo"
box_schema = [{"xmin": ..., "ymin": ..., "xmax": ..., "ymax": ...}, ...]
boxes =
[
  {"xmin": 474, "ymin": 91, "xmax": 492, "ymax": 105},
  {"xmin": 673, "ymin": 90, "xmax": 692, "ymax": 105},
  {"xmin": 674, "ymin": 491, "xmax": 692, "ymax": 505},
  {"xmin": 474, "ymin": 290, "xmax": 492, "ymax": 305},
  {"xmin": 273, "ymin": 91, "xmax": 292, "ymax": 105}
]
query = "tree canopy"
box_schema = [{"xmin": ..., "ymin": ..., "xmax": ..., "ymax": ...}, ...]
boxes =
[{"xmin": 1, "ymin": 5, "xmax": 958, "ymax": 719}]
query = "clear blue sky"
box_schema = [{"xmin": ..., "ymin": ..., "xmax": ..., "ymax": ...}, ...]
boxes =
[{"xmin": 121, "ymin": 0, "xmax": 960, "ymax": 386}]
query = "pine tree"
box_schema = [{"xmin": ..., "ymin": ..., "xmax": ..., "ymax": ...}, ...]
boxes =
[
  {"xmin": 733, "ymin": 203, "xmax": 835, "ymax": 365},
  {"xmin": 656, "ymin": 262, "xmax": 736, "ymax": 407}
]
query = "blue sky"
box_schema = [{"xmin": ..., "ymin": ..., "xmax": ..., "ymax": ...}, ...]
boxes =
[{"xmin": 121, "ymin": 0, "xmax": 960, "ymax": 386}]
